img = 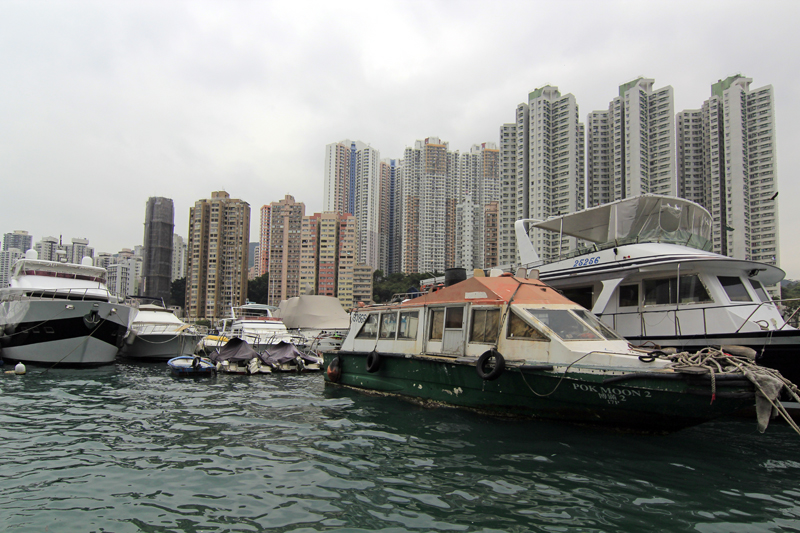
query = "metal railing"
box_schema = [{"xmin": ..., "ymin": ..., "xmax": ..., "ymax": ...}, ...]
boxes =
[{"xmin": 602, "ymin": 297, "xmax": 798, "ymax": 338}]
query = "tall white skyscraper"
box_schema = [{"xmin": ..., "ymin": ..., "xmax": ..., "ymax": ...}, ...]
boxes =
[
  {"xmin": 678, "ymin": 75, "xmax": 779, "ymax": 268},
  {"xmin": 499, "ymin": 86, "xmax": 585, "ymax": 264},
  {"xmin": 587, "ymin": 78, "xmax": 675, "ymax": 205},
  {"xmin": 323, "ymin": 140, "xmax": 382, "ymax": 270}
]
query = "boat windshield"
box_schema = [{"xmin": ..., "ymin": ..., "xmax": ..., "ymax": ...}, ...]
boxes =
[
  {"xmin": 571, "ymin": 309, "xmax": 625, "ymax": 341},
  {"xmin": 525, "ymin": 309, "xmax": 603, "ymax": 341}
]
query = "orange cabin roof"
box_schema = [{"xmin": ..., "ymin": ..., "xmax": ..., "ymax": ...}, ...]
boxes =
[{"xmin": 396, "ymin": 276, "xmax": 574, "ymax": 308}]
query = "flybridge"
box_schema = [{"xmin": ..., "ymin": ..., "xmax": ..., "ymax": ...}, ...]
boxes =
[{"xmin": 515, "ymin": 194, "xmax": 714, "ymax": 267}]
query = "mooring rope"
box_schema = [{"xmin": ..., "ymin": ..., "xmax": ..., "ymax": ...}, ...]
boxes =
[{"xmin": 665, "ymin": 347, "xmax": 800, "ymax": 435}]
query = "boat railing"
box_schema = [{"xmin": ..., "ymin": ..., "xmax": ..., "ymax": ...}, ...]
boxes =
[
  {"xmin": 0, "ymin": 287, "xmax": 117, "ymax": 303},
  {"xmin": 602, "ymin": 297, "xmax": 796, "ymax": 339},
  {"xmin": 553, "ymin": 233, "xmax": 714, "ymax": 263}
]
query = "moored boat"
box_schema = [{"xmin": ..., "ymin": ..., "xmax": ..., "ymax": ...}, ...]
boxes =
[
  {"xmin": 168, "ymin": 355, "xmax": 215, "ymax": 375},
  {"xmin": 120, "ymin": 300, "xmax": 206, "ymax": 361},
  {"xmin": 0, "ymin": 250, "xmax": 135, "ymax": 366},
  {"xmin": 512, "ymin": 195, "xmax": 800, "ymax": 386},
  {"xmin": 323, "ymin": 273, "xmax": 774, "ymax": 432}
]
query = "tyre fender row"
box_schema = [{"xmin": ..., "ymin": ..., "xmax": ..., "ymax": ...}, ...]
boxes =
[{"xmin": 326, "ymin": 349, "xmax": 507, "ymax": 382}]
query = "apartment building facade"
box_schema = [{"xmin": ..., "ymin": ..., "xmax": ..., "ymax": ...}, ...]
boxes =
[{"xmin": 185, "ymin": 191, "xmax": 250, "ymax": 320}]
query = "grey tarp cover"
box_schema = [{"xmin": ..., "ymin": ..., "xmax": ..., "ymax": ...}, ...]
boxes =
[
  {"xmin": 211, "ymin": 337, "xmax": 260, "ymax": 363},
  {"xmin": 276, "ymin": 295, "xmax": 350, "ymax": 330},
  {"xmin": 263, "ymin": 341, "xmax": 319, "ymax": 365}
]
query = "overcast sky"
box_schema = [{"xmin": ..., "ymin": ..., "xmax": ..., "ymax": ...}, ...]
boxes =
[{"xmin": 2, "ymin": 1, "xmax": 799, "ymax": 275}]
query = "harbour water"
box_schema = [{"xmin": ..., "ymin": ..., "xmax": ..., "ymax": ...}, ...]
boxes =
[{"xmin": 1, "ymin": 362, "xmax": 799, "ymax": 532}]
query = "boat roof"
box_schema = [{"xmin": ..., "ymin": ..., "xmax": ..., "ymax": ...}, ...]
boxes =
[
  {"xmin": 530, "ymin": 194, "xmax": 712, "ymax": 244},
  {"xmin": 390, "ymin": 275, "xmax": 575, "ymax": 308}
]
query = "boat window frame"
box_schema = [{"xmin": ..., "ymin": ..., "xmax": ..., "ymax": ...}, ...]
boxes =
[
  {"xmin": 429, "ymin": 308, "xmax": 445, "ymax": 341},
  {"xmin": 355, "ymin": 312, "xmax": 380, "ymax": 339},
  {"xmin": 718, "ymin": 276, "xmax": 753, "ymax": 303},
  {"xmin": 523, "ymin": 308, "xmax": 603, "ymax": 341},
  {"xmin": 379, "ymin": 311, "xmax": 398, "ymax": 339},
  {"xmin": 618, "ymin": 284, "xmax": 640, "ymax": 308},
  {"xmin": 469, "ymin": 306, "xmax": 501, "ymax": 344},
  {"xmin": 397, "ymin": 310, "xmax": 419, "ymax": 341},
  {"xmin": 643, "ymin": 274, "xmax": 713, "ymax": 307},
  {"xmin": 506, "ymin": 309, "xmax": 550, "ymax": 341},
  {"xmin": 748, "ymin": 279, "xmax": 771, "ymax": 303}
]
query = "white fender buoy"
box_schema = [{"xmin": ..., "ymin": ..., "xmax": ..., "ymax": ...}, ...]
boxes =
[{"xmin": 14, "ymin": 362, "xmax": 26, "ymax": 375}]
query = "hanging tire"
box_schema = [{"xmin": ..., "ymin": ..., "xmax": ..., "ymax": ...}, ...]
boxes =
[
  {"xmin": 476, "ymin": 349, "xmax": 505, "ymax": 381},
  {"xmin": 366, "ymin": 350, "xmax": 381, "ymax": 373},
  {"xmin": 327, "ymin": 357, "xmax": 342, "ymax": 382}
]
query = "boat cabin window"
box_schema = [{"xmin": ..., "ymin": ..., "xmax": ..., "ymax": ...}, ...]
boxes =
[
  {"xmin": 572, "ymin": 309, "xmax": 624, "ymax": 341},
  {"xmin": 643, "ymin": 275, "xmax": 712, "ymax": 305},
  {"xmin": 619, "ymin": 285, "xmax": 639, "ymax": 307},
  {"xmin": 429, "ymin": 306, "xmax": 464, "ymax": 341},
  {"xmin": 525, "ymin": 309, "xmax": 602, "ymax": 341},
  {"xmin": 748, "ymin": 279, "xmax": 771, "ymax": 303},
  {"xmin": 470, "ymin": 308, "xmax": 500, "ymax": 343},
  {"xmin": 445, "ymin": 307, "xmax": 464, "ymax": 329},
  {"xmin": 719, "ymin": 276, "xmax": 752, "ymax": 302},
  {"xmin": 380, "ymin": 312, "xmax": 398, "ymax": 339},
  {"xmin": 561, "ymin": 286, "xmax": 593, "ymax": 310},
  {"xmin": 397, "ymin": 311, "xmax": 419, "ymax": 340},
  {"xmin": 429, "ymin": 309, "xmax": 445, "ymax": 340},
  {"xmin": 507, "ymin": 311, "xmax": 549, "ymax": 341},
  {"xmin": 355, "ymin": 313, "xmax": 379, "ymax": 339}
]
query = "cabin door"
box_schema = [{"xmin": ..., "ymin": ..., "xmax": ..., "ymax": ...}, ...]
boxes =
[{"xmin": 441, "ymin": 306, "xmax": 465, "ymax": 354}]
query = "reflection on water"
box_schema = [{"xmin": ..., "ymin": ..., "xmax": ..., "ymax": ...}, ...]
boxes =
[{"xmin": 0, "ymin": 362, "xmax": 798, "ymax": 532}]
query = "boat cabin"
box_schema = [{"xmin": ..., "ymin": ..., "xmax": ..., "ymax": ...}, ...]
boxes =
[{"xmin": 341, "ymin": 274, "xmax": 660, "ymax": 369}]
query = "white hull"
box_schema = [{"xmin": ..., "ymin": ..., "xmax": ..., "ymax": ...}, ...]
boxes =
[
  {"xmin": 0, "ymin": 299, "xmax": 133, "ymax": 365},
  {"xmin": 120, "ymin": 332, "xmax": 204, "ymax": 361}
]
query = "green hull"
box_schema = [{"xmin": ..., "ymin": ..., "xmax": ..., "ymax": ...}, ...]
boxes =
[{"xmin": 324, "ymin": 351, "xmax": 756, "ymax": 432}]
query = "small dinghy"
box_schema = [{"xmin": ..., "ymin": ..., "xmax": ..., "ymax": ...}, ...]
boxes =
[{"xmin": 168, "ymin": 355, "xmax": 215, "ymax": 375}]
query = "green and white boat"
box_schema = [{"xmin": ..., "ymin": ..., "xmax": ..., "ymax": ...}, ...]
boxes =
[{"xmin": 323, "ymin": 273, "xmax": 758, "ymax": 432}]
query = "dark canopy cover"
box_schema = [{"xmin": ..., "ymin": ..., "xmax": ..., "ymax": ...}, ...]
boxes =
[{"xmin": 211, "ymin": 337, "xmax": 260, "ymax": 363}]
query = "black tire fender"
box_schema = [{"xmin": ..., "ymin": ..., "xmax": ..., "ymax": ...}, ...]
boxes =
[
  {"xmin": 366, "ymin": 350, "xmax": 381, "ymax": 373},
  {"xmin": 327, "ymin": 357, "xmax": 342, "ymax": 382},
  {"xmin": 476, "ymin": 349, "xmax": 505, "ymax": 381}
]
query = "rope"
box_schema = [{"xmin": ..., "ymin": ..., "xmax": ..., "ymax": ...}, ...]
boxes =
[
  {"xmin": 43, "ymin": 317, "xmax": 108, "ymax": 373},
  {"xmin": 517, "ymin": 351, "xmax": 597, "ymax": 398},
  {"xmin": 665, "ymin": 347, "xmax": 800, "ymax": 436}
]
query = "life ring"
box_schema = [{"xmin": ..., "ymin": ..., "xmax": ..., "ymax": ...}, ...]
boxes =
[
  {"xmin": 476, "ymin": 349, "xmax": 505, "ymax": 381},
  {"xmin": 366, "ymin": 350, "xmax": 381, "ymax": 373},
  {"xmin": 327, "ymin": 357, "xmax": 341, "ymax": 382}
]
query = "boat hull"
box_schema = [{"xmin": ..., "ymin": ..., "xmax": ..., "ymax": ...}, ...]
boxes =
[
  {"xmin": 323, "ymin": 351, "xmax": 756, "ymax": 432},
  {"xmin": 0, "ymin": 300, "xmax": 133, "ymax": 366},
  {"xmin": 121, "ymin": 332, "xmax": 205, "ymax": 361}
]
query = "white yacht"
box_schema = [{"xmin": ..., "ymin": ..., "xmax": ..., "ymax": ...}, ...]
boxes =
[
  {"xmin": 513, "ymin": 195, "xmax": 798, "ymax": 385},
  {"xmin": 119, "ymin": 301, "xmax": 206, "ymax": 361},
  {"xmin": 200, "ymin": 303, "xmax": 301, "ymax": 353},
  {"xmin": 0, "ymin": 250, "xmax": 135, "ymax": 366}
]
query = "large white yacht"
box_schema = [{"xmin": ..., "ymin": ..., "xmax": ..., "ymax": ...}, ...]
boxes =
[
  {"xmin": 513, "ymin": 195, "xmax": 798, "ymax": 385},
  {"xmin": 0, "ymin": 250, "xmax": 135, "ymax": 366}
]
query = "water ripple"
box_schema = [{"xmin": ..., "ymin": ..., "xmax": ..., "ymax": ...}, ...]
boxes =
[{"xmin": 0, "ymin": 363, "xmax": 798, "ymax": 531}]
